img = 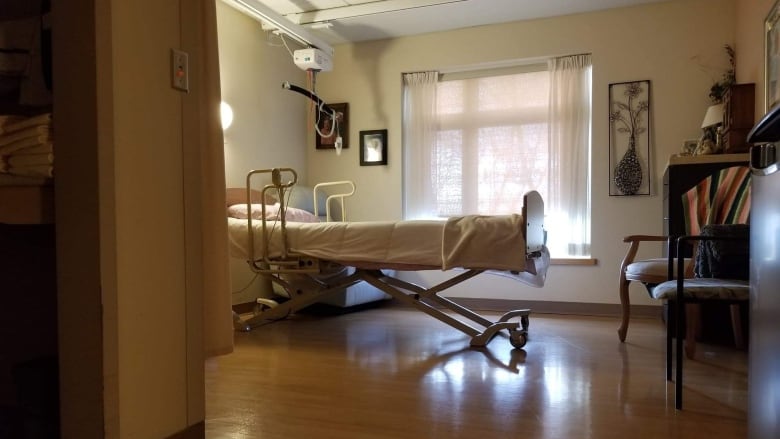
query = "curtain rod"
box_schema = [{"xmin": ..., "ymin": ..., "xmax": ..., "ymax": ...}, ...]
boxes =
[{"xmin": 403, "ymin": 52, "xmax": 592, "ymax": 75}]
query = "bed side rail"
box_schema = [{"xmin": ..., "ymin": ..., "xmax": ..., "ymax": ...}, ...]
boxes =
[
  {"xmin": 313, "ymin": 180, "xmax": 356, "ymax": 222},
  {"xmin": 523, "ymin": 190, "xmax": 545, "ymax": 254},
  {"xmin": 246, "ymin": 168, "xmax": 319, "ymax": 273}
]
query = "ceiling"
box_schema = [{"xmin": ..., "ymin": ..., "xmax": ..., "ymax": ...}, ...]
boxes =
[{"xmin": 254, "ymin": 0, "xmax": 671, "ymax": 45}]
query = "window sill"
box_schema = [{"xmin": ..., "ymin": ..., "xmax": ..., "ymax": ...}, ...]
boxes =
[{"xmin": 550, "ymin": 258, "xmax": 598, "ymax": 266}]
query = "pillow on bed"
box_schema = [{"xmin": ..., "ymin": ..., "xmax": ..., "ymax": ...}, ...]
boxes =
[
  {"xmin": 227, "ymin": 202, "xmax": 320, "ymax": 223},
  {"xmin": 225, "ymin": 187, "xmax": 275, "ymax": 207}
]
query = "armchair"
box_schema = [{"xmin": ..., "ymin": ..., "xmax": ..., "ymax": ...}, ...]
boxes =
[
  {"xmin": 618, "ymin": 165, "xmax": 751, "ymax": 345},
  {"xmin": 617, "ymin": 235, "xmax": 689, "ymax": 342}
]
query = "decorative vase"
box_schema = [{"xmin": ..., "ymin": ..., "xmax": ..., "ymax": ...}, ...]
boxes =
[{"xmin": 614, "ymin": 135, "xmax": 642, "ymax": 195}]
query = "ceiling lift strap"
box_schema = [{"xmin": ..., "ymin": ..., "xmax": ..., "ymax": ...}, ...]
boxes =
[{"xmin": 282, "ymin": 81, "xmax": 343, "ymax": 155}]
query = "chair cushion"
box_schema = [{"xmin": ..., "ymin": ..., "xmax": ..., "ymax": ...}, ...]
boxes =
[
  {"xmin": 652, "ymin": 278, "xmax": 750, "ymax": 301},
  {"xmin": 626, "ymin": 258, "xmax": 689, "ymax": 284}
]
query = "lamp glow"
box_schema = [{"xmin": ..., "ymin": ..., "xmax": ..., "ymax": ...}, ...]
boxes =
[{"xmin": 221, "ymin": 101, "xmax": 234, "ymax": 130}]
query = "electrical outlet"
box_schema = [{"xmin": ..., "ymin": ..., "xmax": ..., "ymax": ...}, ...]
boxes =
[{"xmin": 171, "ymin": 49, "xmax": 189, "ymax": 92}]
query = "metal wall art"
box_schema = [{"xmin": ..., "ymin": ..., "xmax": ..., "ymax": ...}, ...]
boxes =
[{"xmin": 609, "ymin": 80, "xmax": 651, "ymax": 196}]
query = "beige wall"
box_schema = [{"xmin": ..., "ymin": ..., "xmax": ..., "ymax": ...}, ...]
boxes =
[
  {"xmin": 216, "ymin": 1, "xmax": 309, "ymax": 304},
  {"xmin": 217, "ymin": 2, "xmax": 308, "ymax": 188},
  {"xmin": 303, "ymin": 0, "xmax": 737, "ymax": 304},
  {"xmin": 55, "ymin": 0, "xmax": 206, "ymax": 437}
]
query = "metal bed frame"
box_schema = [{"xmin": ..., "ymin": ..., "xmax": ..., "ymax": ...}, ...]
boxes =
[{"xmin": 233, "ymin": 168, "xmax": 546, "ymax": 349}]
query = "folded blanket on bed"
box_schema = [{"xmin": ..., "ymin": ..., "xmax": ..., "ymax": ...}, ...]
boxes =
[{"xmin": 441, "ymin": 214, "xmax": 527, "ymax": 271}]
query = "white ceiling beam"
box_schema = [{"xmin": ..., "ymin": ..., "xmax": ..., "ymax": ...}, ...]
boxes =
[
  {"xmin": 222, "ymin": 0, "xmax": 334, "ymax": 55},
  {"xmin": 284, "ymin": 0, "xmax": 467, "ymax": 25}
]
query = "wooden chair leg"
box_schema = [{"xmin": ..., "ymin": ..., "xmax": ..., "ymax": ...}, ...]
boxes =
[
  {"xmin": 730, "ymin": 303, "xmax": 745, "ymax": 350},
  {"xmin": 684, "ymin": 303, "xmax": 699, "ymax": 359},
  {"xmin": 618, "ymin": 274, "xmax": 630, "ymax": 342}
]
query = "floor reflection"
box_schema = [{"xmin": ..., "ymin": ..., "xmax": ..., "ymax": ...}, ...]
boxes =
[{"xmin": 208, "ymin": 307, "xmax": 748, "ymax": 439}]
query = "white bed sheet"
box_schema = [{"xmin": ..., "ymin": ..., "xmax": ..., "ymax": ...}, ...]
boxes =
[
  {"xmin": 228, "ymin": 214, "xmax": 530, "ymax": 271},
  {"xmin": 227, "ymin": 214, "xmax": 549, "ymax": 288}
]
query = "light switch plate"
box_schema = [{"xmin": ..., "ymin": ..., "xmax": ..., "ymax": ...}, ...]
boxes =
[{"xmin": 171, "ymin": 49, "xmax": 189, "ymax": 92}]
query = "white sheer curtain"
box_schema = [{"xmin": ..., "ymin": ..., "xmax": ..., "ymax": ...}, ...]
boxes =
[
  {"xmin": 547, "ymin": 54, "xmax": 592, "ymax": 257},
  {"xmin": 402, "ymin": 71, "xmax": 439, "ymax": 219}
]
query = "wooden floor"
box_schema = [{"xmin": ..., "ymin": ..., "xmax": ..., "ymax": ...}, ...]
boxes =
[{"xmin": 205, "ymin": 303, "xmax": 747, "ymax": 439}]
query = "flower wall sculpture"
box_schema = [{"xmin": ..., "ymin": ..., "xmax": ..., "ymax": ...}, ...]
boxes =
[{"xmin": 609, "ymin": 81, "xmax": 650, "ymax": 195}]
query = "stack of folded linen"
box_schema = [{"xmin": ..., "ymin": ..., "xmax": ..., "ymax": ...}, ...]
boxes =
[{"xmin": 0, "ymin": 113, "xmax": 53, "ymax": 179}]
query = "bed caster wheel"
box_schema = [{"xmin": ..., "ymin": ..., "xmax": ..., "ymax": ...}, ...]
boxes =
[
  {"xmin": 509, "ymin": 331, "xmax": 527, "ymax": 348},
  {"xmin": 232, "ymin": 312, "xmax": 250, "ymax": 332}
]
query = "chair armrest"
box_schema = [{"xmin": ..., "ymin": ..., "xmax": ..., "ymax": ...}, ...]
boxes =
[
  {"xmin": 623, "ymin": 235, "xmax": 668, "ymax": 243},
  {"xmin": 620, "ymin": 235, "xmax": 668, "ymax": 273}
]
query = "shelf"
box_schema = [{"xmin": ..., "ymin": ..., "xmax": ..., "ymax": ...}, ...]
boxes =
[{"xmin": 667, "ymin": 153, "xmax": 750, "ymax": 167}]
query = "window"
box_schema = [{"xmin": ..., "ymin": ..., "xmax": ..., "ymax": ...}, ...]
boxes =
[
  {"xmin": 403, "ymin": 55, "xmax": 592, "ymax": 258},
  {"xmin": 433, "ymin": 69, "xmax": 549, "ymax": 217}
]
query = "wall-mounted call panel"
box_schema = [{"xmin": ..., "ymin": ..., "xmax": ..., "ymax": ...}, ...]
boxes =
[{"xmin": 171, "ymin": 49, "xmax": 189, "ymax": 92}]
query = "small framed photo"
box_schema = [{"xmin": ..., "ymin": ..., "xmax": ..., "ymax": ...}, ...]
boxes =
[
  {"xmin": 359, "ymin": 129, "xmax": 387, "ymax": 166},
  {"xmin": 316, "ymin": 103, "xmax": 348, "ymax": 150}
]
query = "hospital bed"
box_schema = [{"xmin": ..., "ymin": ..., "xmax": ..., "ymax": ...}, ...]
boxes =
[
  {"xmin": 227, "ymin": 178, "xmax": 394, "ymax": 309},
  {"xmin": 227, "ymin": 168, "xmax": 549, "ymax": 349}
]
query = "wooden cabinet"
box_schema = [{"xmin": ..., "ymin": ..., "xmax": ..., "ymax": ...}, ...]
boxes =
[
  {"xmin": 721, "ymin": 83, "xmax": 755, "ymax": 153},
  {"xmin": 663, "ymin": 153, "xmax": 750, "ymax": 254}
]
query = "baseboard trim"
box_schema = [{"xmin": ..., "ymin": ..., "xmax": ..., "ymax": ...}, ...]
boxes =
[
  {"xmin": 166, "ymin": 421, "xmax": 204, "ymax": 439},
  {"xmin": 234, "ymin": 298, "xmax": 661, "ymax": 319}
]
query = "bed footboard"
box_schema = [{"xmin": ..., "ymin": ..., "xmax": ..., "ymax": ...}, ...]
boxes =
[{"xmin": 523, "ymin": 190, "xmax": 545, "ymax": 255}]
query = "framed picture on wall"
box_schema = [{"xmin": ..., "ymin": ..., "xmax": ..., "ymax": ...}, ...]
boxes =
[
  {"xmin": 766, "ymin": 0, "xmax": 780, "ymax": 111},
  {"xmin": 316, "ymin": 103, "xmax": 349, "ymax": 150},
  {"xmin": 359, "ymin": 129, "xmax": 388, "ymax": 166}
]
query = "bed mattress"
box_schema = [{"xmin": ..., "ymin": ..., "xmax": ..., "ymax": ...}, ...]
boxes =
[{"xmin": 227, "ymin": 214, "xmax": 537, "ymax": 273}]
